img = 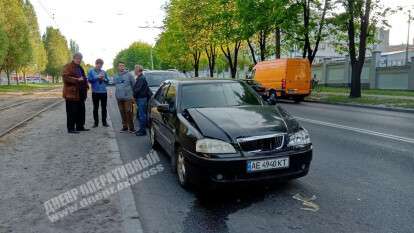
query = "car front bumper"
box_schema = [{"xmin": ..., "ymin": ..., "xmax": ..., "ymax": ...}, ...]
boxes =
[{"xmin": 182, "ymin": 147, "xmax": 313, "ymax": 184}]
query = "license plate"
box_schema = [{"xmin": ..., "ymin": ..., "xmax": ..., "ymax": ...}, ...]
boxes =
[{"xmin": 247, "ymin": 157, "xmax": 289, "ymax": 173}]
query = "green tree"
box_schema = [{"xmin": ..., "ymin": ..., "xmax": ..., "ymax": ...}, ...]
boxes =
[
  {"xmin": 155, "ymin": 30, "xmax": 192, "ymax": 71},
  {"xmin": 43, "ymin": 27, "xmax": 71, "ymax": 83},
  {"xmin": 113, "ymin": 41, "xmax": 157, "ymax": 71},
  {"xmin": 21, "ymin": 0, "xmax": 47, "ymax": 81},
  {"xmin": 331, "ymin": 0, "xmax": 392, "ymax": 98},
  {"xmin": 165, "ymin": 0, "xmax": 205, "ymax": 77},
  {"xmin": 0, "ymin": 0, "xmax": 32, "ymax": 85},
  {"xmin": 0, "ymin": 1, "xmax": 9, "ymax": 70},
  {"xmin": 69, "ymin": 39, "xmax": 80, "ymax": 56},
  {"xmin": 237, "ymin": 0, "xmax": 277, "ymax": 63},
  {"xmin": 216, "ymin": 0, "xmax": 244, "ymax": 79}
]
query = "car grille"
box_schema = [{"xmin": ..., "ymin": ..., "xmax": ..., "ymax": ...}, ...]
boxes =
[{"xmin": 237, "ymin": 134, "xmax": 284, "ymax": 152}]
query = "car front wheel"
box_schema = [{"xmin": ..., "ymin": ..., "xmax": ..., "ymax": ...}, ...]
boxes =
[
  {"xmin": 149, "ymin": 123, "xmax": 160, "ymax": 149},
  {"xmin": 176, "ymin": 148, "xmax": 190, "ymax": 188}
]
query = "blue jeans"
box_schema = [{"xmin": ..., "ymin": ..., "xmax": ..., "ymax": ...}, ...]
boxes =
[{"xmin": 136, "ymin": 98, "xmax": 147, "ymax": 132}]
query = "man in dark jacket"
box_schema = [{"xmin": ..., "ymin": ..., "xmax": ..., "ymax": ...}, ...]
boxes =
[
  {"xmin": 133, "ymin": 65, "xmax": 152, "ymax": 136},
  {"xmin": 62, "ymin": 52, "xmax": 90, "ymax": 133}
]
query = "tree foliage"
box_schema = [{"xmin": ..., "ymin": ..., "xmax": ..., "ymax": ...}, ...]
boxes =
[
  {"xmin": 21, "ymin": 0, "xmax": 47, "ymax": 77},
  {"xmin": 70, "ymin": 40, "xmax": 80, "ymax": 56},
  {"xmin": 0, "ymin": 0, "xmax": 32, "ymax": 84},
  {"xmin": 331, "ymin": 0, "xmax": 393, "ymax": 97},
  {"xmin": 0, "ymin": 2, "xmax": 9, "ymax": 69},
  {"xmin": 43, "ymin": 27, "xmax": 71, "ymax": 82},
  {"xmin": 113, "ymin": 41, "xmax": 158, "ymax": 71}
]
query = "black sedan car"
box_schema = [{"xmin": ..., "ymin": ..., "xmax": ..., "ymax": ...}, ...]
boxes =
[{"xmin": 149, "ymin": 79, "xmax": 312, "ymax": 188}]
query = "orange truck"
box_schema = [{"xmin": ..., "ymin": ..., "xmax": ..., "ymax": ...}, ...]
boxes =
[{"xmin": 251, "ymin": 58, "xmax": 312, "ymax": 103}]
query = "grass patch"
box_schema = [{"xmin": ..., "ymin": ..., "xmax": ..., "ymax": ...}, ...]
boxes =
[
  {"xmin": 318, "ymin": 86, "xmax": 414, "ymax": 97},
  {"xmin": 309, "ymin": 94, "xmax": 414, "ymax": 109},
  {"xmin": 0, "ymin": 83, "xmax": 62, "ymax": 92}
]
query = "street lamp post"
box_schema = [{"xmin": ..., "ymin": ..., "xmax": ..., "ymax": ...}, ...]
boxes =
[
  {"xmin": 406, "ymin": 10, "xmax": 411, "ymax": 65},
  {"xmin": 137, "ymin": 25, "xmax": 163, "ymax": 70}
]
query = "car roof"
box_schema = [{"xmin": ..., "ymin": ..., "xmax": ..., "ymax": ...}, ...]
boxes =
[
  {"xmin": 144, "ymin": 70, "xmax": 181, "ymax": 73},
  {"xmin": 166, "ymin": 78, "xmax": 241, "ymax": 85}
]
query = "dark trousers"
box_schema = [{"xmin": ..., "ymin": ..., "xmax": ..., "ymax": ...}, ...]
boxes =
[
  {"xmin": 92, "ymin": 92, "xmax": 107, "ymax": 125},
  {"xmin": 136, "ymin": 98, "xmax": 147, "ymax": 132},
  {"xmin": 79, "ymin": 100, "xmax": 86, "ymax": 129},
  {"xmin": 66, "ymin": 100, "xmax": 83, "ymax": 131}
]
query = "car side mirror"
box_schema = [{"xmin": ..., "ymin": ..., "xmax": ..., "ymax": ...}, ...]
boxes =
[{"xmin": 157, "ymin": 104, "xmax": 171, "ymax": 113}]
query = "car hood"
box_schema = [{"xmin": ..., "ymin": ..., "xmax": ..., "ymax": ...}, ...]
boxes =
[{"xmin": 186, "ymin": 105, "xmax": 300, "ymax": 142}]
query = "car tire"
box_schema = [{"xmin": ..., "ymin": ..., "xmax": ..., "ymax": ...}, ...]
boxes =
[
  {"xmin": 294, "ymin": 96, "xmax": 304, "ymax": 103},
  {"xmin": 149, "ymin": 123, "xmax": 160, "ymax": 149},
  {"xmin": 267, "ymin": 90, "xmax": 277, "ymax": 105},
  {"xmin": 176, "ymin": 147, "xmax": 190, "ymax": 189}
]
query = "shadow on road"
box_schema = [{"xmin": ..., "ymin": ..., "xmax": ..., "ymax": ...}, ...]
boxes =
[{"xmin": 182, "ymin": 181, "xmax": 297, "ymax": 233}]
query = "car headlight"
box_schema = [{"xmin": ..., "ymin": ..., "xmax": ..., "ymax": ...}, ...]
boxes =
[
  {"xmin": 287, "ymin": 129, "xmax": 311, "ymax": 147},
  {"xmin": 196, "ymin": 138, "xmax": 237, "ymax": 154}
]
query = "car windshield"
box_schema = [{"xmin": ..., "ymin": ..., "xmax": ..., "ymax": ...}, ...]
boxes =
[
  {"xmin": 146, "ymin": 72, "xmax": 185, "ymax": 87},
  {"xmin": 180, "ymin": 82, "xmax": 263, "ymax": 110}
]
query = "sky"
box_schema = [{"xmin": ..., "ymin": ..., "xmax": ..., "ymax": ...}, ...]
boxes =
[{"xmin": 31, "ymin": 0, "xmax": 414, "ymax": 69}]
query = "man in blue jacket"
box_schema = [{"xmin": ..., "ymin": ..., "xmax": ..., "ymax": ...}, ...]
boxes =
[{"xmin": 88, "ymin": 59, "xmax": 109, "ymax": 127}]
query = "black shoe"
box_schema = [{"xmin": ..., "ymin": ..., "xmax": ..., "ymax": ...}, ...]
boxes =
[
  {"xmin": 68, "ymin": 130, "xmax": 79, "ymax": 134},
  {"xmin": 120, "ymin": 128, "xmax": 128, "ymax": 133},
  {"xmin": 93, "ymin": 124, "xmax": 98, "ymax": 128},
  {"xmin": 135, "ymin": 131, "xmax": 147, "ymax": 136},
  {"xmin": 102, "ymin": 123, "xmax": 109, "ymax": 127},
  {"xmin": 77, "ymin": 128, "xmax": 90, "ymax": 132}
]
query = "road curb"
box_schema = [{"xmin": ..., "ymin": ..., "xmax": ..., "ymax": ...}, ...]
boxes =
[
  {"xmin": 107, "ymin": 113, "xmax": 144, "ymax": 233},
  {"xmin": 304, "ymin": 99, "xmax": 414, "ymax": 114}
]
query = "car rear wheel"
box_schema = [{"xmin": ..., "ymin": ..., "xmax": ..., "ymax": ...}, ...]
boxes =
[
  {"xmin": 294, "ymin": 96, "xmax": 304, "ymax": 103},
  {"xmin": 149, "ymin": 124, "xmax": 160, "ymax": 149},
  {"xmin": 176, "ymin": 148, "xmax": 190, "ymax": 188}
]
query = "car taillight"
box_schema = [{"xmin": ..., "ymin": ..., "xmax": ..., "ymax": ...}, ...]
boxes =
[{"xmin": 281, "ymin": 79, "xmax": 286, "ymax": 90}]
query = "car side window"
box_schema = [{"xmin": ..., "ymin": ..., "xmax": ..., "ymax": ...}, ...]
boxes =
[
  {"xmin": 165, "ymin": 84, "xmax": 176, "ymax": 109},
  {"xmin": 155, "ymin": 83, "xmax": 170, "ymax": 103}
]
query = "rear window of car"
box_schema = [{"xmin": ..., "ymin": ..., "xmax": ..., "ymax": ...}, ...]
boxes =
[
  {"xmin": 145, "ymin": 72, "xmax": 186, "ymax": 87},
  {"xmin": 180, "ymin": 82, "xmax": 262, "ymax": 110}
]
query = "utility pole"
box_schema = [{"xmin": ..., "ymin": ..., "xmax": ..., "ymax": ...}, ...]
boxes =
[
  {"xmin": 406, "ymin": 10, "xmax": 411, "ymax": 65},
  {"xmin": 137, "ymin": 25, "xmax": 163, "ymax": 70},
  {"xmin": 150, "ymin": 47, "xmax": 154, "ymax": 70}
]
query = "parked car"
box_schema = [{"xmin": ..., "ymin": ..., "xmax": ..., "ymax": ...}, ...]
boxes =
[
  {"xmin": 252, "ymin": 58, "xmax": 312, "ymax": 103},
  {"xmin": 144, "ymin": 70, "xmax": 186, "ymax": 93},
  {"xmin": 149, "ymin": 79, "xmax": 313, "ymax": 189}
]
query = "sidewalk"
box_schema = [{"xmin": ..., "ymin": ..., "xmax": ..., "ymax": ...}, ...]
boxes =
[
  {"xmin": 307, "ymin": 91, "xmax": 414, "ymax": 112},
  {"xmin": 0, "ymin": 101, "xmax": 128, "ymax": 233},
  {"xmin": 318, "ymin": 91, "xmax": 414, "ymax": 100}
]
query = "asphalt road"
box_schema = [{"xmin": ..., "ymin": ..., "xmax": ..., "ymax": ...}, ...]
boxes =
[{"xmin": 107, "ymin": 95, "xmax": 414, "ymax": 233}]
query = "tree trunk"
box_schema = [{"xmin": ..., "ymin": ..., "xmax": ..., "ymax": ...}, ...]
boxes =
[
  {"xmin": 205, "ymin": 45, "xmax": 216, "ymax": 77},
  {"xmin": 194, "ymin": 62, "xmax": 199, "ymax": 78},
  {"xmin": 6, "ymin": 70, "xmax": 10, "ymax": 85},
  {"xmin": 192, "ymin": 51, "xmax": 201, "ymax": 77},
  {"xmin": 247, "ymin": 39, "xmax": 257, "ymax": 65},
  {"xmin": 23, "ymin": 71, "xmax": 27, "ymax": 84},
  {"xmin": 347, "ymin": 0, "xmax": 371, "ymax": 98},
  {"xmin": 259, "ymin": 30, "xmax": 267, "ymax": 61},
  {"xmin": 350, "ymin": 63, "xmax": 362, "ymax": 98},
  {"xmin": 221, "ymin": 42, "xmax": 241, "ymax": 79},
  {"xmin": 275, "ymin": 27, "xmax": 281, "ymax": 59}
]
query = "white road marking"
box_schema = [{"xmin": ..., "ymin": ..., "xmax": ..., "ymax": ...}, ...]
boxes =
[{"xmin": 295, "ymin": 116, "xmax": 414, "ymax": 144}]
